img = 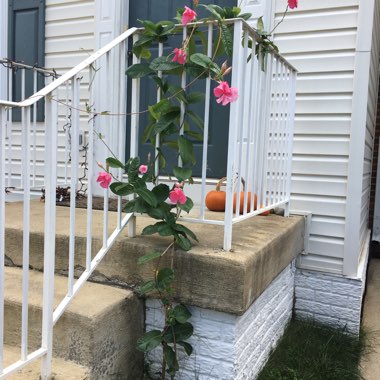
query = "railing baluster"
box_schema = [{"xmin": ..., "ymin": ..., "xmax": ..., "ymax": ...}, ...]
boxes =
[
  {"xmin": 41, "ymin": 91, "xmax": 58, "ymax": 379},
  {"xmin": 0, "ymin": 107, "xmax": 6, "ymax": 374},
  {"xmin": 68, "ymin": 76, "xmax": 80, "ymax": 295},
  {"xmin": 7, "ymin": 67, "xmax": 13, "ymax": 188},
  {"xmin": 200, "ymin": 24, "xmax": 213, "ymax": 220},
  {"xmin": 129, "ymin": 34, "xmax": 141, "ymax": 238},
  {"xmin": 178, "ymin": 27, "xmax": 187, "ymax": 168},
  {"xmin": 279, "ymin": 64, "xmax": 288, "ymax": 204},
  {"xmin": 64, "ymin": 81, "xmax": 70, "ymax": 184},
  {"xmin": 86, "ymin": 67, "xmax": 95, "ymax": 271},
  {"xmin": 224, "ymin": 20, "xmax": 244, "ymax": 250},
  {"xmin": 155, "ymin": 42, "xmax": 164, "ymax": 179},
  {"xmin": 284, "ymin": 69, "xmax": 297, "ymax": 216},
  {"xmin": 21, "ymin": 107, "xmax": 31, "ymax": 361},
  {"xmin": 32, "ymin": 70, "xmax": 38, "ymax": 187}
]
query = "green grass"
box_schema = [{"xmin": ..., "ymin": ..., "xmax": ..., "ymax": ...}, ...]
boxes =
[{"xmin": 257, "ymin": 320, "xmax": 370, "ymax": 380}]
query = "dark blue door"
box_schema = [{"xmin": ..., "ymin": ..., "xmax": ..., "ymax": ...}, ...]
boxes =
[{"xmin": 127, "ymin": 0, "xmax": 236, "ymax": 178}]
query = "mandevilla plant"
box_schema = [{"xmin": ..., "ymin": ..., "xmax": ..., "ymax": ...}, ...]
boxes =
[{"xmin": 96, "ymin": 1, "xmax": 297, "ymax": 378}]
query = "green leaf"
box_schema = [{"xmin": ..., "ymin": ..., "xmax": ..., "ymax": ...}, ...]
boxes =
[
  {"xmin": 157, "ymin": 222, "xmax": 174, "ymax": 237},
  {"xmin": 186, "ymin": 110, "xmax": 204, "ymax": 131},
  {"xmin": 109, "ymin": 182, "xmax": 134, "ymax": 196},
  {"xmin": 178, "ymin": 135, "xmax": 195, "ymax": 165},
  {"xmin": 133, "ymin": 35, "xmax": 153, "ymax": 48},
  {"xmin": 163, "ymin": 345, "xmax": 179, "ymax": 375},
  {"xmin": 168, "ymin": 86, "xmax": 188, "ymax": 104},
  {"xmin": 257, "ymin": 16, "xmax": 264, "ymax": 33},
  {"xmin": 152, "ymin": 184, "xmax": 170, "ymax": 202},
  {"xmin": 163, "ymin": 322, "xmax": 193, "ymax": 343},
  {"xmin": 138, "ymin": 280, "xmax": 157, "ymax": 295},
  {"xmin": 190, "ymin": 53, "xmax": 213, "ymax": 69},
  {"xmin": 186, "ymin": 92, "xmax": 205, "ymax": 104},
  {"xmin": 184, "ymin": 130, "xmax": 203, "ymax": 141},
  {"xmin": 174, "ymin": 224, "xmax": 198, "ymax": 242},
  {"xmin": 137, "ymin": 330, "xmax": 162, "ymax": 352},
  {"xmin": 106, "ymin": 157, "xmax": 125, "ymax": 169},
  {"xmin": 126, "ymin": 63, "xmax": 154, "ymax": 78},
  {"xmin": 150, "ymin": 56, "xmax": 183, "ymax": 72},
  {"xmin": 239, "ymin": 12, "xmax": 252, "ymax": 21},
  {"xmin": 175, "ymin": 234, "xmax": 192, "ymax": 251},
  {"xmin": 148, "ymin": 99, "xmax": 171, "ymax": 121},
  {"xmin": 147, "ymin": 203, "xmax": 171, "ymax": 220},
  {"xmin": 136, "ymin": 188, "xmax": 158, "ymax": 207},
  {"xmin": 153, "ymin": 110, "xmax": 180, "ymax": 135},
  {"xmin": 200, "ymin": 4, "xmax": 223, "ymax": 21},
  {"xmin": 220, "ymin": 23, "xmax": 233, "ymax": 57},
  {"xmin": 137, "ymin": 251, "xmax": 162, "ymax": 265},
  {"xmin": 127, "ymin": 157, "xmax": 140, "ymax": 183},
  {"xmin": 172, "ymin": 304, "xmax": 192, "ymax": 323},
  {"xmin": 173, "ymin": 166, "xmax": 192, "ymax": 182},
  {"xmin": 142, "ymin": 120, "xmax": 156, "ymax": 143},
  {"xmin": 139, "ymin": 48, "xmax": 151, "ymax": 60},
  {"xmin": 185, "ymin": 63, "xmax": 209, "ymax": 79},
  {"xmin": 141, "ymin": 224, "xmax": 160, "ymax": 235},
  {"xmin": 179, "ymin": 197, "xmax": 194, "ymax": 214},
  {"xmin": 157, "ymin": 268, "xmax": 174, "ymax": 291},
  {"xmin": 178, "ymin": 341, "xmax": 193, "ymax": 356}
]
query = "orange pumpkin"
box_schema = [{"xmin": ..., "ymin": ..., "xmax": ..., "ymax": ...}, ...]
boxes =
[{"xmin": 205, "ymin": 177, "xmax": 258, "ymax": 213}]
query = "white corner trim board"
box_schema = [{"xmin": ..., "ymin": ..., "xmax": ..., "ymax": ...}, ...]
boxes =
[{"xmin": 145, "ymin": 262, "xmax": 296, "ymax": 380}]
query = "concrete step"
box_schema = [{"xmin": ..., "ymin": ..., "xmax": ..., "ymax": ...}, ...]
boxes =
[
  {"xmin": 4, "ymin": 267, "xmax": 144, "ymax": 380},
  {"xmin": 3, "ymin": 344, "xmax": 89, "ymax": 379}
]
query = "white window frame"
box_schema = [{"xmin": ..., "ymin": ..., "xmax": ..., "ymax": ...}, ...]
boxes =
[{"xmin": 0, "ymin": 0, "xmax": 8, "ymax": 100}]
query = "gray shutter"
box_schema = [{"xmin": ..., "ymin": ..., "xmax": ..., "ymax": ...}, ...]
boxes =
[{"xmin": 8, "ymin": 0, "xmax": 45, "ymax": 121}]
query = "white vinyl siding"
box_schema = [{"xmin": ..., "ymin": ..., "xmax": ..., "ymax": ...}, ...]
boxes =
[
  {"xmin": 5, "ymin": 0, "xmax": 95, "ymax": 188},
  {"xmin": 273, "ymin": 0, "xmax": 359, "ymax": 274},
  {"xmin": 361, "ymin": 0, "xmax": 380, "ymax": 255}
]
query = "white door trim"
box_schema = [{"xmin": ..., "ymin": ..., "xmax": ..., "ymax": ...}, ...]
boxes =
[{"xmin": 0, "ymin": 0, "xmax": 8, "ymax": 100}]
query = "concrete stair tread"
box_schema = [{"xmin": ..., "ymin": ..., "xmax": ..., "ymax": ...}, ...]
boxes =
[
  {"xmin": 3, "ymin": 344, "xmax": 89, "ymax": 379},
  {"xmin": 4, "ymin": 266, "xmax": 134, "ymax": 319}
]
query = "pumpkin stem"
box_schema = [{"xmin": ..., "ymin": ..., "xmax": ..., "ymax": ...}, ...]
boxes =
[{"xmin": 215, "ymin": 176, "xmax": 245, "ymax": 191}]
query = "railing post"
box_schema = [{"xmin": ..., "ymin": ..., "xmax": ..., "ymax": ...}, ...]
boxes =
[
  {"xmin": 0, "ymin": 106, "xmax": 6, "ymax": 374},
  {"xmin": 41, "ymin": 93, "xmax": 58, "ymax": 379},
  {"xmin": 224, "ymin": 20, "xmax": 244, "ymax": 251}
]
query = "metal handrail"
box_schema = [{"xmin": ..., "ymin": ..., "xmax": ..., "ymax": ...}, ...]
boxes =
[{"xmin": 0, "ymin": 18, "xmax": 296, "ymax": 109}]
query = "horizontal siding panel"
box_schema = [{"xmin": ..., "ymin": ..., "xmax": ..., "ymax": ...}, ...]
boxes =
[
  {"xmin": 45, "ymin": 35, "xmax": 94, "ymax": 53},
  {"xmin": 292, "ymin": 176, "xmax": 346, "ymax": 197},
  {"xmin": 308, "ymin": 236, "xmax": 344, "ymax": 258},
  {"xmin": 276, "ymin": 32, "xmax": 356, "ymax": 54},
  {"xmin": 292, "ymin": 157, "xmax": 348, "ymax": 176},
  {"xmin": 275, "ymin": 10, "xmax": 358, "ymax": 34},
  {"xmin": 275, "ymin": 0, "xmax": 358, "ymax": 13},
  {"xmin": 294, "ymin": 117, "xmax": 351, "ymax": 135},
  {"xmin": 296, "ymin": 96, "xmax": 352, "ymax": 114},
  {"xmin": 297, "ymin": 254, "xmax": 343, "ymax": 274},
  {"xmin": 291, "ymin": 195, "xmax": 346, "ymax": 217},
  {"xmin": 296, "ymin": 74, "xmax": 354, "ymax": 94},
  {"xmin": 293, "ymin": 138, "xmax": 349, "ymax": 155},
  {"xmin": 283, "ymin": 53, "xmax": 355, "ymax": 73},
  {"xmin": 45, "ymin": 52, "xmax": 93, "ymax": 69},
  {"xmin": 311, "ymin": 216, "xmax": 345, "ymax": 238},
  {"xmin": 45, "ymin": 19, "xmax": 94, "ymax": 38},
  {"xmin": 46, "ymin": 2, "xmax": 94, "ymax": 22}
]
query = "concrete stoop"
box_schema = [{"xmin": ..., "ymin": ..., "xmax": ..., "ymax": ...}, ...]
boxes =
[
  {"xmin": 3, "ymin": 344, "xmax": 89, "ymax": 379},
  {"xmin": 4, "ymin": 267, "xmax": 144, "ymax": 380}
]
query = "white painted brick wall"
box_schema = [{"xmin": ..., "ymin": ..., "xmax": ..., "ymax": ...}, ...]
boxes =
[
  {"xmin": 294, "ymin": 268, "xmax": 366, "ymax": 335},
  {"xmin": 145, "ymin": 261, "xmax": 295, "ymax": 379}
]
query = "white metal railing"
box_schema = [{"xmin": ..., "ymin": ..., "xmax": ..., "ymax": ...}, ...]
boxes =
[{"xmin": 0, "ymin": 19, "xmax": 296, "ymax": 378}]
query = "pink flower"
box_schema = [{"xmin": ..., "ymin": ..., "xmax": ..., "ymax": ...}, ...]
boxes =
[
  {"xmin": 213, "ymin": 81, "xmax": 239, "ymax": 106},
  {"xmin": 172, "ymin": 48, "xmax": 187, "ymax": 65},
  {"xmin": 97, "ymin": 172, "xmax": 112, "ymax": 189},
  {"xmin": 288, "ymin": 0, "xmax": 298, "ymax": 9},
  {"xmin": 169, "ymin": 188, "xmax": 187, "ymax": 205},
  {"xmin": 182, "ymin": 6, "xmax": 197, "ymax": 25},
  {"xmin": 139, "ymin": 164, "xmax": 148, "ymax": 174}
]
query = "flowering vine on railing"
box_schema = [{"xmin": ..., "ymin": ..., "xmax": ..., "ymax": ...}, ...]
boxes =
[{"xmin": 96, "ymin": 1, "xmax": 298, "ymax": 378}]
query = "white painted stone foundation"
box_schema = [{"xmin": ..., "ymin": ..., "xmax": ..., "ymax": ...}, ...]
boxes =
[
  {"xmin": 294, "ymin": 265, "xmax": 367, "ymax": 335},
  {"xmin": 145, "ymin": 261, "xmax": 295, "ymax": 380}
]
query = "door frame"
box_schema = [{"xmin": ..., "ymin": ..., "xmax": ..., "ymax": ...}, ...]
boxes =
[{"xmin": 0, "ymin": 0, "xmax": 8, "ymax": 100}]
